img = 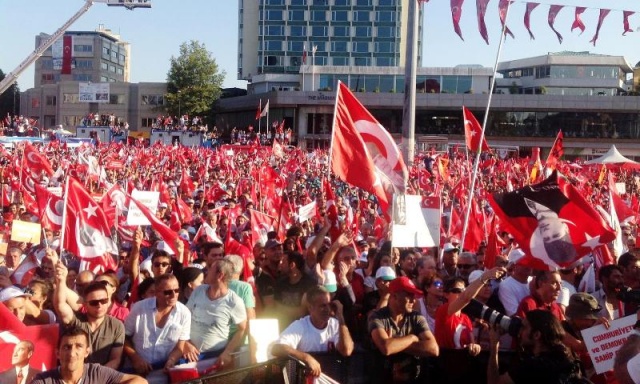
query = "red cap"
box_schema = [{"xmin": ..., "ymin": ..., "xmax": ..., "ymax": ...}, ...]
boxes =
[{"xmin": 389, "ymin": 276, "xmax": 423, "ymax": 297}]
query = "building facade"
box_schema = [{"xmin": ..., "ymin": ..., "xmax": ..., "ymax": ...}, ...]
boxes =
[{"xmin": 238, "ymin": 0, "xmax": 422, "ymax": 82}]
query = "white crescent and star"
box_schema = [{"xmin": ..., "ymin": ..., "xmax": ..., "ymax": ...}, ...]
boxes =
[
  {"xmin": 45, "ymin": 197, "xmax": 63, "ymax": 226},
  {"xmin": 83, "ymin": 204, "xmax": 98, "ymax": 219}
]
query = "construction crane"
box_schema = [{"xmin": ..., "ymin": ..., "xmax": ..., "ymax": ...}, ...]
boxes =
[{"xmin": 0, "ymin": 0, "xmax": 151, "ymax": 96}]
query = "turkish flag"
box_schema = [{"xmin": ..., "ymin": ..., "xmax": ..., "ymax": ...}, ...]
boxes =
[
  {"xmin": 331, "ymin": 82, "xmax": 406, "ymax": 213},
  {"xmin": 548, "ymin": 5, "xmax": 564, "ymax": 43},
  {"xmin": 21, "ymin": 185, "xmax": 40, "ymax": 216},
  {"xmin": 484, "ymin": 216, "xmax": 500, "ymax": 269},
  {"xmin": 545, "ymin": 130, "xmax": 564, "ymax": 170},
  {"xmin": 64, "ymin": 178, "xmax": 118, "ymax": 269},
  {"xmin": 193, "ymin": 222, "xmax": 222, "ymax": 244},
  {"xmin": 488, "ymin": 171, "xmax": 616, "ymax": 270},
  {"xmin": 524, "ymin": 2, "xmax": 540, "ymax": 39},
  {"xmin": 463, "ymin": 107, "xmax": 490, "ymax": 152},
  {"xmin": 61, "ymin": 35, "xmax": 73, "ymax": 75},
  {"xmin": 418, "ymin": 169, "xmax": 432, "ymax": 191},
  {"xmin": 571, "ymin": 7, "xmax": 587, "ymax": 34},
  {"xmin": 590, "ymin": 9, "xmax": 611, "ymax": 46},
  {"xmin": 476, "ymin": 0, "xmax": 490, "ymax": 44},
  {"xmin": 35, "ymin": 184, "xmax": 63, "ymax": 231},
  {"xmin": 249, "ymin": 209, "xmax": 274, "ymax": 246},
  {"xmin": 623, "ymin": 11, "xmax": 635, "ymax": 35},
  {"xmin": 464, "ymin": 198, "xmax": 485, "ymax": 252},
  {"xmin": 23, "ymin": 142, "xmax": 54, "ymax": 176},
  {"xmin": 450, "ymin": 0, "xmax": 465, "ymax": 40},
  {"xmin": 609, "ymin": 175, "xmax": 635, "ymax": 224},
  {"xmin": 498, "ymin": 0, "xmax": 515, "ymax": 38},
  {"xmin": 0, "ymin": 184, "xmax": 10, "ymax": 207},
  {"xmin": 180, "ymin": 170, "xmax": 195, "ymax": 197}
]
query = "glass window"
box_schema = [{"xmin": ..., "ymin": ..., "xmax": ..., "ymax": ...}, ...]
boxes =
[
  {"xmin": 333, "ymin": 26, "xmax": 349, "ymax": 36},
  {"xmin": 311, "ymin": 10, "xmax": 325, "ymax": 21},
  {"xmin": 116, "ymin": 68, "xmax": 123, "ymax": 75},
  {"xmin": 377, "ymin": 26, "xmax": 394, "ymax": 37},
  {"xmin": 352, "ymin": 42, "xmax": 369, "ymax": 52},
  {"xmin": 313, "ymin": 0, "xmax": 328, "ymax": 4},
  {"xmin": 332, "ymin": 11, "xmax": 348, "ymax": 22},
  {"xmin": 266, "ymin": 26, "xmax": 284, "ymax": 35},
  {"xmin": 331, "ymin": 41, "xmax": 348, "ymax": 52},
  {"xmin": 288, "ymin": 41, "xmax": 304, "ymax": 51},
  {"xmin": 441, "ymin": 76, "xmax": 457, "ymax": 93},
  {"xmin": 379, "ymin": 75, "xmax": 395, "ymax": 91},
  {"xmin": 312, "ymin": 26, "xmax": 328, "ymax": 36},
  {"xmin": 364, "ymin": 75, "xmax": 379, "ymax": 91},
  {"xmin": 356, "ymin": 0, "xmax": 371, "ymax": 5},
  {"xmin": 354, "ymin": 26, "xmax": 371, "ymax": 37},
  {"xmin": 265, "ymin": 40, "xmax": 282, "ymax": 50},
  {"xmin": 376, "ymin": 57, "xmax": 394, "ymax": 66},
  {"xmin": 46, "ymin": 96, "xmax": 57, "ymax": 106},
  {"xmin": 289, "ymin": 10, "xmax": 305, "ymax": 21},
  {"xmin": 313, "ymin": 42, "xmax": 326, "ymax": 51},
  {"xmin": 353, "ymin": 11, "xmax": 370, "ymax": 22},
  {"xmin": 354, "ymin": 57, "xmax": 370, "ymax": 66},
  {"xmin": 266, "ymin": 0, "xmax": 284, "ymax": 4},
  {"xmin": 109, "ymin": 65, "xmax": 116, "ymax": 73},
  {"xmin": 332, "ymin": 57, "xmax": 349, "ymax": 66},
  {"xmin": 291, "ymin": 26, "xmax": 307, "ymax": 37},
  {"xmin": 266, "ymin": 10, "xmax": 283, "ymax": 20},
  {"xmin": 101, "ymin": 62, "xmax": 108, "ymax": 70},
  {"xmin": 457, "ymin": 76, "xmax": 472, "ymax": 93},
  {"xmin": 73, "ymin": 74, "xmax": 92, "ymax": 82},
  {"xmin": 375, "ymin": 42, "xmax": 393, "ymax": 53},
  {"xmin": 333, "ymin": 0, "xmax": 349, "ymax": 5},
  {"xmin": 376, "ymin": 11, "xmax": 394, "ymax": 22},
  {"xmin": 378, "ymin": 0, "xmax": 396, "ymax": 5},
  {"xmin": 290, "ymin": 0, "xmax": 306, "ymax": 5}
]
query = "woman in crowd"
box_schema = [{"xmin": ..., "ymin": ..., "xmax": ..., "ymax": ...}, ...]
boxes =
[
  {"xmin": 178, "ymin": 267, "xmax": 205, "ymax": 304},
  {"xmin": 419, "ymin": 274, "xmax": 444, "ymax": 332}
]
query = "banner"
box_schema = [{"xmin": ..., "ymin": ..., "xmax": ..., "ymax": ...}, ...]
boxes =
[
  {"xmin": 581, "ymin": 315, "xmax": 637, "ymax": 374},
  {"xmin": 392, "ymin": 195, "xmax": 440, "ymax": 247},
  {"xmin": 10, "ymin": 220, "xmax": 41, "ymax": 244},
  {"xmin": 297, "ymin": 201, "xmax": 317, "ymax": 223},
  {"xmin": 78, "ymin": 82, "xmax": 110, "ymax": 103},
  {"xmin": 127, "ymin": 190, "xmax": 159, "ymax": 226},
  {"xmin": 0, "ymin": 323, "xmax": 59, "ymax": 376}
]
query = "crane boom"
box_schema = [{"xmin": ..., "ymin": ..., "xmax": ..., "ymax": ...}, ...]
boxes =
[{"xmin": 0, "ymin": 0, "xmax": 96, "ymax": 95}]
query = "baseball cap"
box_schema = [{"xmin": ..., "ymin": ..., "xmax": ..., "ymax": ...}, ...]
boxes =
[
  {"xmin": 0, "ymin": 286, "xmax": 32, "ymax": 302},
  {"xmin": 158, "ymin": 202, "xmax": 168, "ymax": 209},
  {"xmin": 389, "ymin": 276, "xmax": 423, "ymax": 297},
  {"xmin": 443, "ymin": 243, "xmax": 459, "ymax": 253},
  {"xmin": 565, "ymin": 293, "xmax": 602, "ymax": 320},
  {"xmin": 508, "ymin": 248, "xmax": 526, "ymax": 265},
  {"xmin": 264, "ymin": 239, "xmax": 283, "ymax": 249},
  {"xmin": 375, "ymin": 266, "xmax": 396, "ymax": 281},
  {"xmin": 323, "ymin": 270, "xmax": 338, "ymax": 293},
  {"xmin": 468, "ymin": 270, "xmax": 484, "ymax": 284}
]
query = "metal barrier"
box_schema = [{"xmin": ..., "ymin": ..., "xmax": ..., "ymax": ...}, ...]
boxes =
[{"xmin": 180, "ymin": 357, "xmax": 306, "ymax": 384}]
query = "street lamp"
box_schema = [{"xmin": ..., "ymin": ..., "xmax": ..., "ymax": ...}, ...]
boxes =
[{"xmin": 177, "ymin": 90, "xmax": 181, "ymax": 117}]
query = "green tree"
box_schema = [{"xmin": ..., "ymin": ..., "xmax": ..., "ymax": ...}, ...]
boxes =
[
  {"xmin": 0, "ymin": 69, "xmax": 20, "ymax": 117},
  {"xmin": 165, "ymin": 41, "xmax": 225, "ymax": 119}
]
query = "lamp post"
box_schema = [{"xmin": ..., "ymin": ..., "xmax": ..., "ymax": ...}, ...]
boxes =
[
  {"xmin": 177, "ymin": 90, "xmax": 181, "ymax": 117},
  {"xmin": 13, "ymin": 85, "xmax": 17, "ymax": 116}
]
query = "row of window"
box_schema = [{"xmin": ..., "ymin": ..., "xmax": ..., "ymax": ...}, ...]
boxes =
[
  {"xmin": 265, "ymin": 25, "xmax": 397, "ymax": 38},
  {"xmin": 42, "ymin": 73, "xmax": 93, "ymax": 83},
  {"xmin": 99, "ymin": 62, "xmax": 125, "ymax": 75},
  {"xmin": 263, "ymin": 40, "xmax": 395, "ymax": 53},
  {"xmin": 41, "ymin": 59, "xmax": 94, "ymax": 69},
  {"xmin": 503, "ymin": 65, "xmax": 624, "ymax": 80},
  {"xmin": 263, "ymin": 55, "xmax": 395, "ymax": 66},
  {"xmin": 101, "ymin": 46, "xmax": 126, "ymax": 66},
  {"xmin": 141, "ymin": 95, "xmax": 165, "ymax": 106},
  {"xmin": 73, "ymin": 44, "xmax": 93, "ymax": 53},
  {"xmin": 317, "ymin": 74, "xmax": 474, "ymax": 93},
  {"xmin": 266, "ymin": 0, "xmax": 397, "ymax": 6},
  {"xmin": 62, "ymin": 94, "xmax": 125, "ymax": 104},
  {"xmin": 262, "ymin": 9, "xmax": 397, "ymax": 22}
]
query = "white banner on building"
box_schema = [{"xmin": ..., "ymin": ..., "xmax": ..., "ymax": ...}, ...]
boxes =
[{"xmin": 79, "ymin": 82, "xmax": 110, "ymax": 103}]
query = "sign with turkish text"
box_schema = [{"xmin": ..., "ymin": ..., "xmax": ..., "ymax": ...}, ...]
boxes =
[
  {"xmin": 127, "ymin": 190, "xmax": 159, "ymax": 226},
  {"xmin": 581, "ymin": 314, "xmax": 637, "ymax": 374}
]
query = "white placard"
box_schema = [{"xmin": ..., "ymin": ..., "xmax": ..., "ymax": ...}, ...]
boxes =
[
  {"xmin": 298, "ymin": 201, "xmax": 317, "ymax": 223},
  {"xmin": 392, "ymin": 195, "xmax": 440, "ymax": 247},
  {"xmin": 580, "ymin": 314, "xmax": 637, "ymax": 374},
  {"xmin": 615, "ymin": 182, "xmax": 626, "ymax": 195},
  {"xmin": 79, "ymin": 82, "xmax": 110, "ymax": 103},
  {"xmin": 47, "ymin": 187, "xmax": 63, "ymax": 197},
  {"xmin": 126, "ymin": 190, "xmax": 159, "ymax": 226}
]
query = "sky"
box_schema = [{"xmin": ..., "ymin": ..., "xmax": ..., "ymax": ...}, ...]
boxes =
[{"xmin": 1, "ymin": 0, "xmax": 639, "ymax": 92}]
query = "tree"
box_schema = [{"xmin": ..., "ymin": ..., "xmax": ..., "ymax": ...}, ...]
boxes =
[
  {"xmin": 0, "ymin": 69, "xmax": 20, "ymax": 117},
  {"xmin": 165, "ymin": 41, "xmax": 225, "ymax": 120}
]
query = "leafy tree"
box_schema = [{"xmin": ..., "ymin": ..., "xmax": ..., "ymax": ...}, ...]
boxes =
[
  {"xmin": 0, "ymin": 69, "xmax": 20, "ymax": 117},
  {"xmin": 165, "ymin": 41, "xmax": 225, "ymax": 120}
]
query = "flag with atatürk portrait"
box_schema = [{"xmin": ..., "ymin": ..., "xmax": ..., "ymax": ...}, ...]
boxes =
[{"xmin": 488, "ymin": 171, "xmax": 615, "ymax": 270}]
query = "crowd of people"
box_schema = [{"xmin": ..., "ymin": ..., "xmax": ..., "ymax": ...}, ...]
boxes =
[{"xmin": 0, "ymin": 140, "xmax": 638, "ymax": 384}]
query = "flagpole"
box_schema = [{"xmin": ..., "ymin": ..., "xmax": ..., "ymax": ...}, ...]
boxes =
[
  {"xmin": 59, "ymin": 176, "xmax": 71, "ymax": 255},
  {"xmin": 311, "ymin": 46, "xmax": 316, "ymax": 91},
  {"xmin": 401, "ymin": 0, "xmax": 419, "ymax": 168},
  {"xmin": 327, "ymin": 81, "xmax": 342, "ymax": 175},
  {"xmin": 460, "ymin": 0, "xmax": 512, "ymax": 250}
]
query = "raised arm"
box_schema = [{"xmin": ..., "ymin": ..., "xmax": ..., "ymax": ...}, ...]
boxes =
[
  {"xmin": 448, "ymin": 267, "xmax": 506, "ymax": 316},
  {"xmin": 129, "ymin": 227, "xmax": 144, "ymax": 283},
  {"xmin": 53, "ymin": 261, "xmax": 75, "ymax": 325}
]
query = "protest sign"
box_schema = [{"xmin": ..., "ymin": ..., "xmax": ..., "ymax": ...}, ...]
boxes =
[
  {"xmin": 392, "ymin": 195, "xmax": 440, "ymax": 247},
  {"xmin": 581, "ymin": 314, "xmax": 637, "ymax": 374},
  {"xmin": 127, "ymin": 190, "xmax": 159, "ymax": 226},
  {"xmin": 298, "ymin": 201, "xmax": 317, "ymax": 223},
  {"xmin": 10, "ymin": 220, "xmax": 41, "ymax": 244}
]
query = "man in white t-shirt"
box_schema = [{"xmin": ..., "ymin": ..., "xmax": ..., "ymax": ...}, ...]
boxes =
[
  {"xmin": 498, "ymin": 249, "xmax": 532, "ymax": 316},
  {"xmin": 271, "ymin": 285, "xmax": 354, "ymax": 377}
]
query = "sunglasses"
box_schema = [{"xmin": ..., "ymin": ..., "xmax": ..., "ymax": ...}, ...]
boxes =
[
  {"xmin": 87, "ymin": 298, "xmax": 109, "ymax": 307},
  {"xmin": 446, "ymin": 287, "xmax": 465, "ymax": 294},
  {"xmin": 163, "ymin": 289, "xmax": 180, "ymax": 296},
  {"xmin": 458, "ymin": 264, "xmax": 476, "ymax": 270},
  {"xmin": 153, "ymin": 262, "xmax": 171, "ymax": 268}
]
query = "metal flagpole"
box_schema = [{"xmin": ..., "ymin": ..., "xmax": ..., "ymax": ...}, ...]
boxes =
[
  {"xmin": 460, "ymin": 0, "xmax": 512, "ymax": 249},
  {"xmin": 401, "ymin": 0, "xmax": 419, "ymax": 168},
  {"xmin": 327, "ymin": 81, "xmax": 342, "ymax": 175},
  {"xmin": 58, "ymin": 176, "xmax": 71, "ymax": 255}
]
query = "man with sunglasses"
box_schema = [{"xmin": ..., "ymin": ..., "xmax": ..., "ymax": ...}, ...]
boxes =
[
  {"xmin": 123, "ymin": 274, "xmax": 192, "ymax": 376},
  {"xmin": 53, "ymin": 262, "xmax": 125, "ymax": 370}
]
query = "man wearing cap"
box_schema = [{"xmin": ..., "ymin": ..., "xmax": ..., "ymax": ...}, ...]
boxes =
[
  {"xmin": 363, "ymin": 266, "xmax": 396, "ymax": 316},
  {"xmin": 368, "ymin": 276, "xmax": 439, "ymax": 384},
  {"xmin": 439, "ymin": 243, "xmax": 460, "ymax": 278},
  {"xmin": 255, "ymin": 239, "xmax": 284, "ymax": 311},
  {"xmin": 0, "ymin": 285, "xmax": 53, "ymax": 326},
  {"xmin": 498, "ymin": 248, "xmax": 532, "ymax": 316},
  {"xmin": 271, "ymin": 285, "xmax": 354, "ymax": 377}
]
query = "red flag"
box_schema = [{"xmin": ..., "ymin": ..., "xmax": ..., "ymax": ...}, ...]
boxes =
[
  {"xmin": 249, "ymin": 209, "xmax": 274, "ymax": 246},
  {"xmin": 450, "ymin": 0, "xmax": 465, "ymax": 40},
  {"xmin": 590, "ymin": 9, "xmax": 611, "ymax": 46},
  {"xmin": 545, "ymin": 130, "xmax": 563, "ymax": 170},
  {"xmin": 484, "ymin": 217, "xmax": 499, "ymax": 269},
  {"xmin": 302, "ymin": 44, "xmax": 307, "ymax": 65},
  {"xmin": 548, "ymin": 5, "xmax": 564, "ymax": 43},
  {"xmin": 571, "ymin": 7, "xmax": 587, "ymax": 34},
  {"xmin": 488, "ymin": 171, "xmax": 616, "ymax": 270},
  {"xmin": 0, "ymin": 323, "xmax": 59, "ymax": 373},
  {"xmin": 21, "ymin": 185, "xmax": 40, "ymax": 216},
  {"xmin": 61, "ymin": 35, "xmax": 73, "ymax": 75},
  {"xmin": 35, "ymin": 184, "xmax": 63, "ymax": 231},
  {"xmin": 623, "ymin": 11, "xmax": 635, "ymax": 35},
  {"xmin": 524, "ymin": 2, "xmax": 540, "ymax": 39},
  {"xmin": 0, "ymin": 184, "xmax": 10, "ymax": 206},
  {"xmin": 418, "ymin": 169, "xmax": 432, "ymax": 191},
  {"xmin": 11, "ymin": 252, "xmax": 41, "ymax": 287},
  {"xmin": 23, "ymin": 142, "xmax": 54, "ymax": 176},
  {"xmin": 463, "ymin": 107, "xmax": 490, "ymax": 152},
  {"xmin": 609, "ymin": 176, "xmax": 635, "ymax": 224},
  {"xmin": 64, "ymin": 178, "xmax": 118, "ymax": 270},
  {"xmin": 175, "ymin": 196, "xmax": 193, "ymax": 225},
  {"xmin": 180, "ymin": 170, "xmax": 195, "ymax": 197},
  {"xmin": 498, "ymin": 0, "xmax": 515, "ymax": 38},
  {"xmin": 255, "ymin": 99, "xmax": 262, "ymax": 120},
  {"xmin": 476, "ymin": 0, "xmax": 490, "ymax": 44},
  {"xmin": 193, "ymin": 222, "xmax": 222, "ymax": 244},
  {"xmin": 272, "ymin": 139, "xmax": 284, "ymax": 158},
  {"xmin": 464, "ymin": 198, "xmax": 485, "ymax": 252},
  {"xmin": 331, "ymin": 82, "xmax": 406, "ymax": 213}
]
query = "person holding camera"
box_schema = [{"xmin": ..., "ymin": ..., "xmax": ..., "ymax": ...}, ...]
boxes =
[
  {"xmin": 270, "ymin": 285, "xmax": 354, "ymax": 378},
  {"xmin": 488, "ymin": 310, "xmax": 585, "ymax": 384}
]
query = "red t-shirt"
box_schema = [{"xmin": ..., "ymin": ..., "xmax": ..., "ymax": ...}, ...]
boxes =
[
  {"xmin": 434, "ymin": 303, "xmax": 473, "ymax": 349},
  {"xmin": 515, "ymin": 295, "xmax": 565, "ymax": 321}
]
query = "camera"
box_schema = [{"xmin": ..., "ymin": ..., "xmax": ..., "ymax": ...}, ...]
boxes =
[
  {"xmin": 462, "ymin": 299, "xmax": 522, "ymax": 337},
  {"xmin": 616, "ymin": 287, "xmax": 640, "ymax": 304}
]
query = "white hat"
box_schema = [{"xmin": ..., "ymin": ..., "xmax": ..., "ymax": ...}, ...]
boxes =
[
  {"xmin": 375, "ymin": 266, "xmax": 396, "ymax": 281},
  {"xmin": 443, "ymin": 243, "xmax": 459, "ymax": 253},
  {"xmin": 323, "ymin": 270, "xmax": 338, "ymax": 293},
  {"xmin": 508, "ymin": 248, "xmax": 526, "ymax": 265},
  {"xmin": 159, "ymin": 202, "xmax": 168, "ymax": 209},
  {"xmin": 0, "ymin": 286, "xmax": 31, "ymax": 302},
  {"xmin": 140, "ymin": 258, "xmax": 154, "ymax": 276},
  {"xmin": 468, "ymin": 270, "xmax": 484, "ymax": 284}
]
